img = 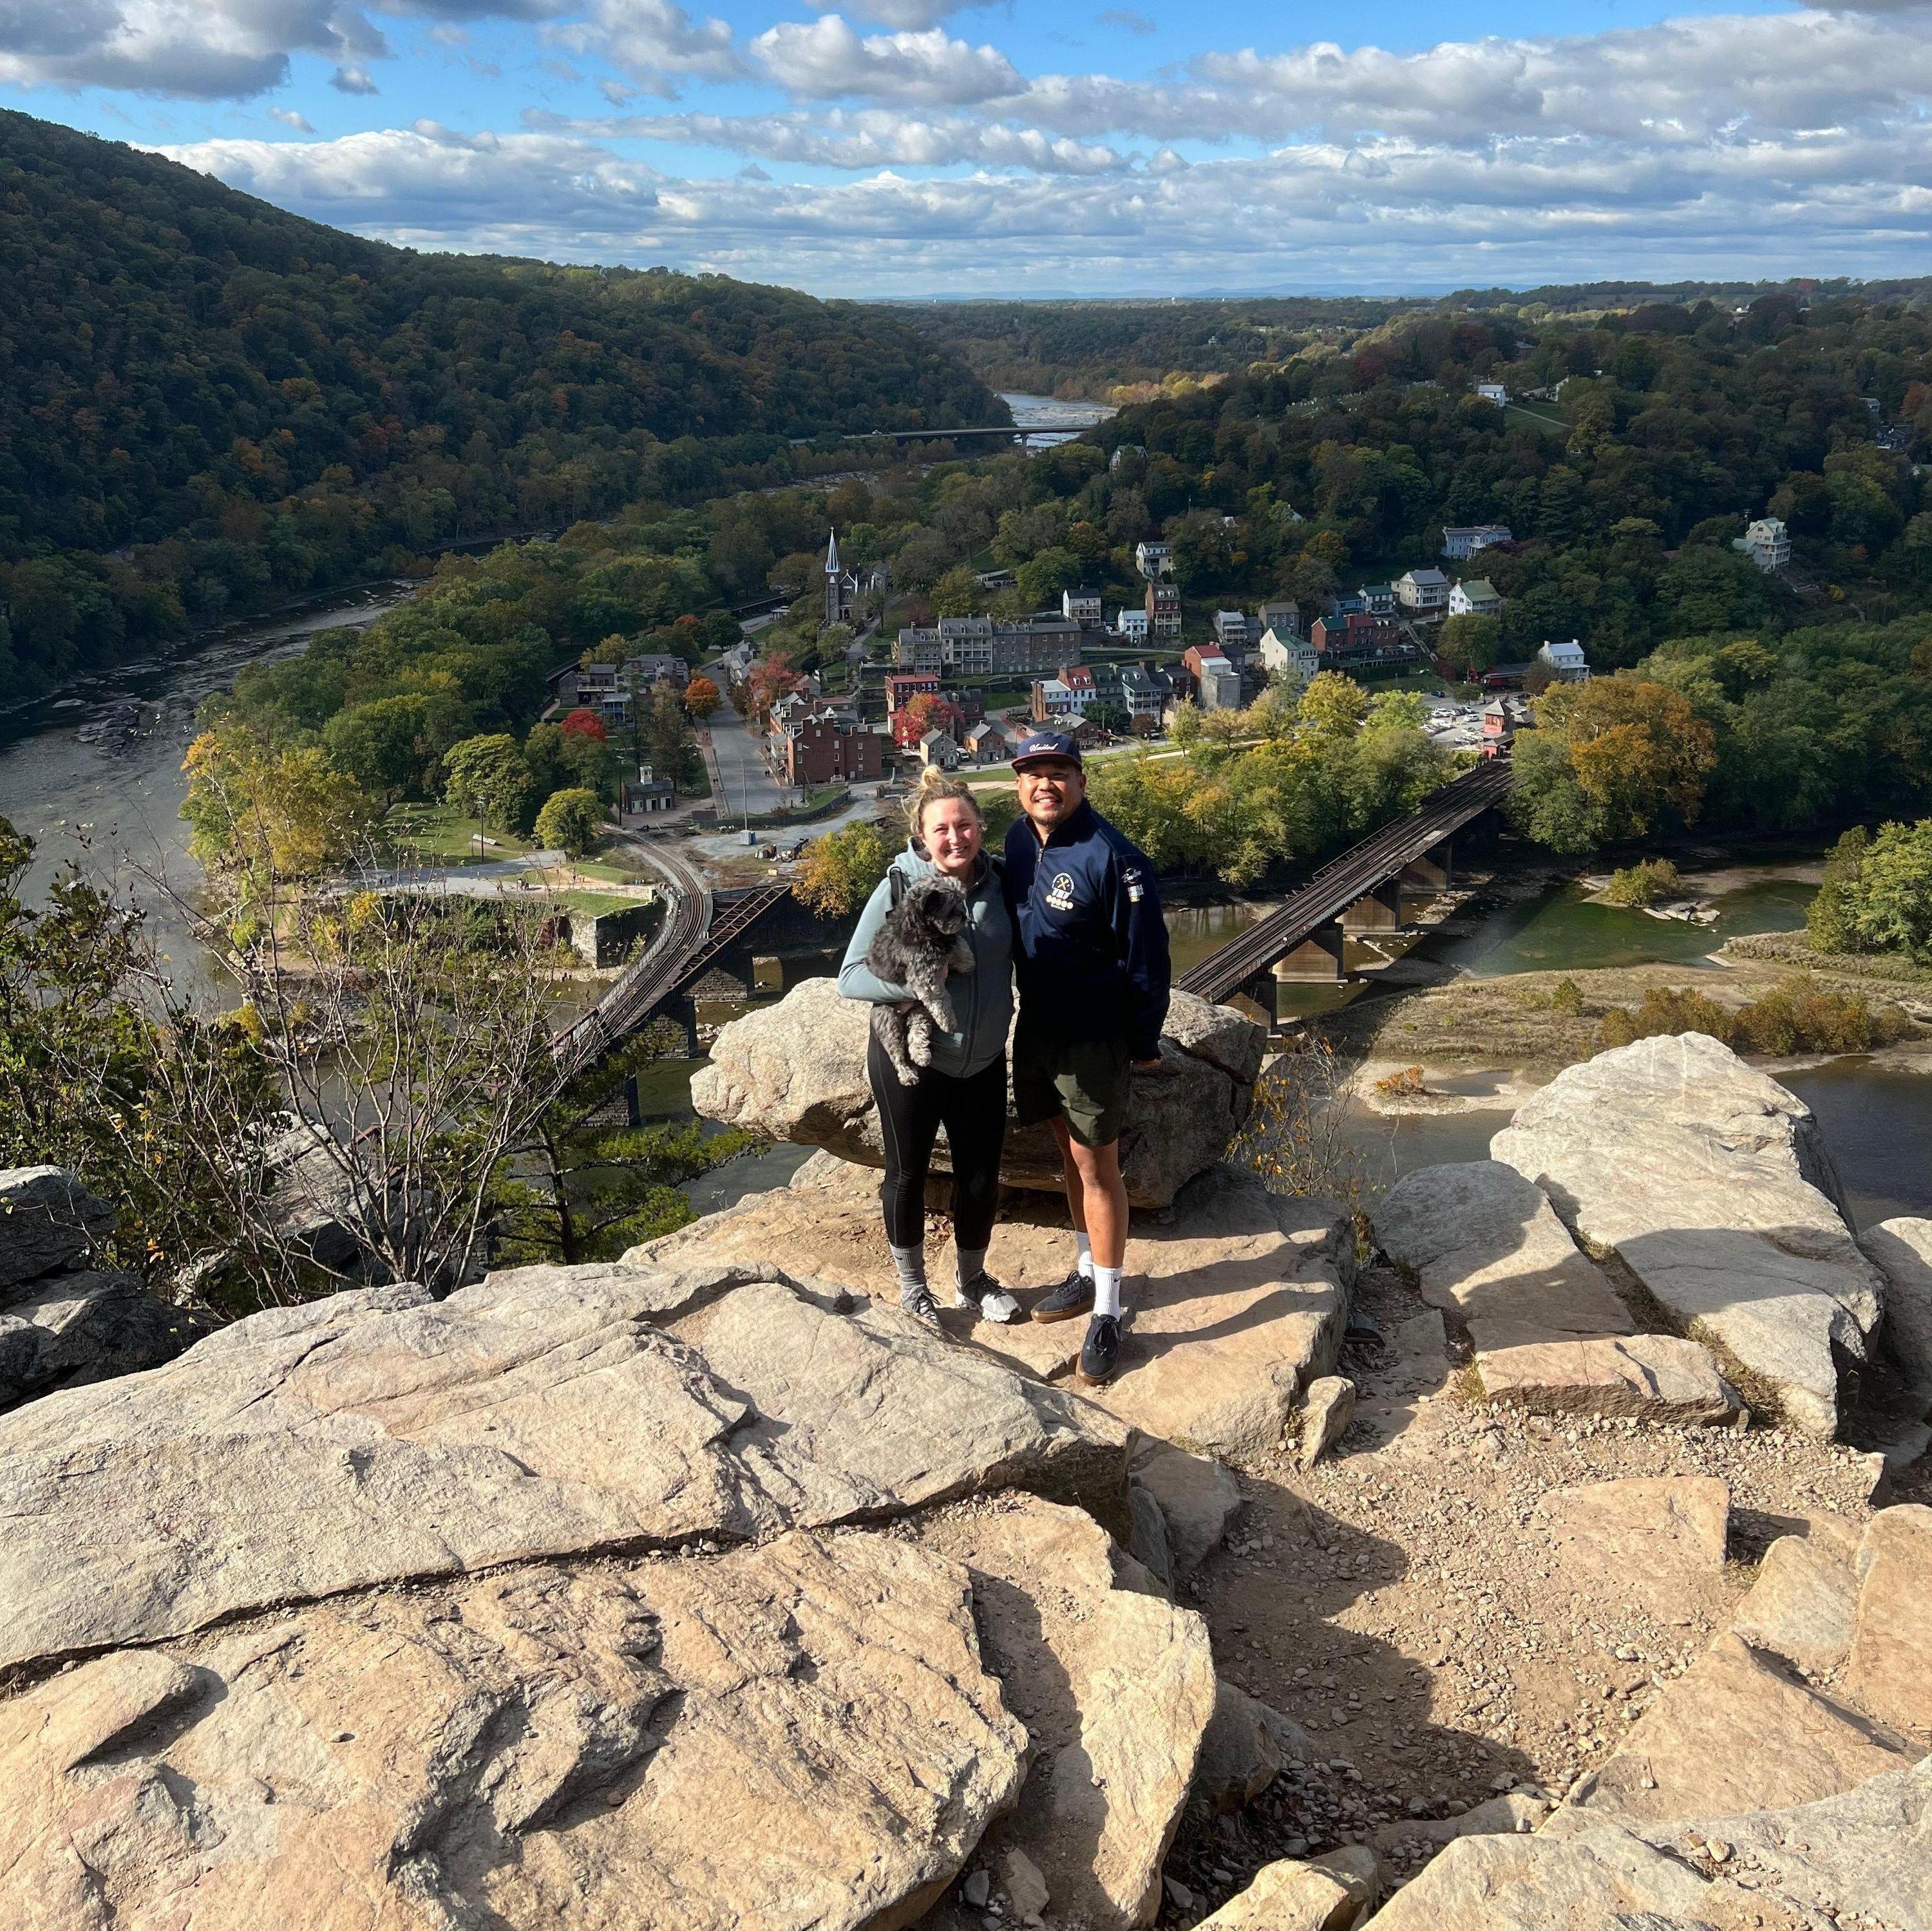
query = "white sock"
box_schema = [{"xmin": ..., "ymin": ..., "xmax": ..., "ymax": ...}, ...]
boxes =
[
  {"xmin": 1092, "ymin": 1263, "xmax": 1122, "ymax": 1319},
  {"xmin": 1075, "ymin": 1231, "xmax": 1094, "ymax": 1278}
]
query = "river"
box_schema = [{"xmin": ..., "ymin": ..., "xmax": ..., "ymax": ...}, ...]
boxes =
[
  {"xmin": 999, "ymin": 392, "xmax": 1117, "ymax": 449},
  {"xmin": 0, "ymin": 586, "xmax": 415, "ymax": 994}
]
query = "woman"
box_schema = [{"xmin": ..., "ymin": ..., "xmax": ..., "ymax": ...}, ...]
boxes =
[{"xmin": 838, "ymin": 767, "xmax": 1019, "ymax": 1326}]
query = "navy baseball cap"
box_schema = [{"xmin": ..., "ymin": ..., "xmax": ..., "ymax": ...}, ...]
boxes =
[{"xmin": 1010, "ymin": 730, "xmax": 1083, "ymax": 769}]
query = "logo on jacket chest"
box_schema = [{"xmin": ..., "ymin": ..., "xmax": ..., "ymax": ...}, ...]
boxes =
[{"xmin": 1043, "ymin": 871, "xmax": 1078, "ymax": 912}]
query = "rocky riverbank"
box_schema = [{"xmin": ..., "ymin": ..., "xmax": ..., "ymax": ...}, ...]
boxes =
[{"xmin": 1, "ymin": 1017, "xmax": 1928, "ymax": 1930}]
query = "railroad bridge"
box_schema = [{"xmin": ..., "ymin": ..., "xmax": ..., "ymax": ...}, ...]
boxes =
[{"xmin": 1175, "ymin": 758, "xmax": 1513, "ymax": 1024}]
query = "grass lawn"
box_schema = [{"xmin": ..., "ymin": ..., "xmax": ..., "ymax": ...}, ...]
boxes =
[
  {"xmin": 553, "ymin": 888, "xmax": 655, "ymax": 919},
  {"xmin": 1503, "ymin": 401, "xmax": 1567, "ymax": 436},
  {"xmin": 386, "ymin": 802, "xmax": 533, "ymax": 865}
]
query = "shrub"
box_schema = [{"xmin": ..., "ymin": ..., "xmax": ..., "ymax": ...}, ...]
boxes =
[
  {"xmin": 1596, "ymin": 973, "xmax": 1906, "ymax": 1057},
  {"xmin": 1603, "ymin": 858, "xmax": 1683, "ymax": 907},
  {"xmin": 1548, "ymin": 976, "xmax": 1584, "ymax": 1015},
  {"xmin": 1374, "ymin": 1065, "xmax": 1427, "ymax": 1095}
]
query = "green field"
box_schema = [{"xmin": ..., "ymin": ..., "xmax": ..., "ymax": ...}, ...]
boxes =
[{"xmin": 385, "ymin": 802, "xmax": 534, "ymax": 865}]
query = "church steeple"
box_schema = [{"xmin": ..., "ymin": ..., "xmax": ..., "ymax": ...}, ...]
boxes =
[
  {"xmin": 825, "ymin": 528, "xmax": 840, "ymax": 575},
  {"xmin": 824, "ymin": 528, "xmax": 844, "ymax": 627}
]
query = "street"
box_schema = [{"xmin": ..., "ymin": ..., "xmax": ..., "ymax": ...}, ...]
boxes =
[{"xmin": 701, "ymin": 664, "xmax": 788, "ymax": 824}]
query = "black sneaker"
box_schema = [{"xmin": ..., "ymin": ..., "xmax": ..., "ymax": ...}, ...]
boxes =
[
  {"xmin": 1030, "ymin": 1270, "xmax": 1095, "ymax": 1324},
  {"xmin": 1075, "ymin": 1313, "xmax": 1121, "ymax": 1386},
  {"xmin": 956, "ymin": 1271, "xmax": 1021, "ymax": 1324}
]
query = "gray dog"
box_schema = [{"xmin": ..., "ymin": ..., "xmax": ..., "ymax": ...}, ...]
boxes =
[{"xmin": 865, "ymin": 873, "xmax": 976, "ymax": 1086}]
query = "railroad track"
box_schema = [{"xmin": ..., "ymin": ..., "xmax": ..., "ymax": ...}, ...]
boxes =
[{"xmin": 1177, "ymin": 759, "xmax": 1513, "ymax": 1004}]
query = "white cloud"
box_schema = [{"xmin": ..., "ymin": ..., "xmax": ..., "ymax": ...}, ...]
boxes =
[
  {"xmin": 331, "ymin": 59, "xmax": 378, "ymax": 88},
  {"xmin": 530, "ymin": 103, "xmax": 1127, "ymax": 171},
  {"xmin": 156, "ymin": 104, "xmax": 1932, "ymax": 295},
  {"xmin": 750, "ymin": 14, "xmax": 1021, "ymax": 104},
  {"xmin": 550, "ymin": 0, "xmax": 740, "ymax": 95},
  {"xmin": 269, "ymin": 104, "xmax": 314, "ymax": 127},
  {"xmin": 800, "ymin": 0, "xmax": 994, "ymax": 27},
  {"xmin": 0, "ymin": 0, "xmax": 385, "ymax": 98}
]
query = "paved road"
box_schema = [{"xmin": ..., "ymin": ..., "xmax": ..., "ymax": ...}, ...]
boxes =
[{"xmin": 702, "ymin": 670, "xmax": 788, "ymax": 823}]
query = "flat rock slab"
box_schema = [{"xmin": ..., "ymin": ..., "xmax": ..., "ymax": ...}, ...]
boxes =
[
  {"xmin": 0, "ymin": 1531, "xmax": 1028, "ymax": 1931},
  {"xmin": 1562, "ymin": 1629, "xmax": 1911, "ymax": 1829},
  {"xmin": 689, "ymin": 976, "xmax": 1265, "ymax": 1210},
  {"xmin": 1861, "ymin": 1216, "xmax": 1932, "ymax": 1390},
  {"xmin": 1371, "ymin": 1160, "xmax": 1634, "ymax": 1352},
  {"xmin": 1475, "ymin": 1333, "xmax": 1742, "ymax": 1425},
  {"xmin": 0, "ymin": 1165, "xmax": 114, "ymax": 1295},
  {"xmin": 0, "ymin": 1262, "xmax": 1127, "ymax": 1673},
  {"xmin": 1844, "ymin": 1502, "xmax": 1932, "ymax": 1738},
  {"xmin": 1491, "ymin": 1032, "xmax": 1884, "ymax": 1436},
  {"xmin": 1356, "ymin": 1826, "xmax": 1723, "ymax": 1930},
  {"xmin": 914, "ymin": 1495, "xmax": 1217, "ymax": 1931},
  {"xmin": 1530, "ymin": 1475, "xmax": 1732, "ymax": 1623},
  {"xmin": 639, "ymin": 1157, "xmax": 1354, "ymax": 1460},
  {"xmin": 1633, "ymin": 1758, "xmax": 1932, "ymax": 1931},
  {"xmin": 1731, "ymin": 1518, "xmax": 1861, "ymax": 1677}
]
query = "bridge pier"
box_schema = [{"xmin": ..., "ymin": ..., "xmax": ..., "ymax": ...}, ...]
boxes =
[
  {"xmin": 1270, "ymin": 921, "xmax": 1346, "ymax": 984},
  {"xmin": 1401, "ymin": 837, "xmax": 1454, "ymax": 895},
  {"xmin": 1341, "ymin": 879, "xmax": 1406, "ymax": 933}
]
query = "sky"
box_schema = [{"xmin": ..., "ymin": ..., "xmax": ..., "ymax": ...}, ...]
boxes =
[{"xmin": 3, "ymin": 0, "xmax": 1931, "ymax": 296}]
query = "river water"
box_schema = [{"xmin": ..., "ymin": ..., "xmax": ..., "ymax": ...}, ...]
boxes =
[
  {"xmin": 0, "ymin": 587, "xmax": 413, "ymax": 994},
  {"xmin": 999, "ymin": 392, "xmax": 1117, "ymax": 449}
]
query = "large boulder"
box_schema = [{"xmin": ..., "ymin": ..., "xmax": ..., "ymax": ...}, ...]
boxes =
[
  {"xmin": 1371, "ymin": 1161, "xmax": 1634, "ymax": 1352},
  {"xmin": 0, "ymin": 1165, "xmax": 114, "ymax": 1293},
  {"xmin": 639, "ymin": 1156, "xmax": 1354, "ymax": 1460},
  {"xmin": 1473, "ymin": 1333, "xmax": 1743, "ymax": 1426},
  {"xmin": 1731, "ymin": 1519, "xmax": 1862, "ymax": 1677},
  {"xmin": 688, "ymin": 976, "xmax": 1265, "ymax": 1209},
  {"xmin": 1490, "ymin": 1032, "xmax": 1885, "ymax": 1436},
  {"xmin": 0, "ymin": 1270, "xmax": 211, "ymax": 1411},
  {"xmin": 0, "ymin": 1260, "xmax": 1128, "ymax": 1673},
  {"xmin": 0, "ymin": 1532, "xmax": 1028, "ymax": 1931},
  {"xmin": 1844, "ymin": 1503, "xmax": 1932, "ymax": 1737}
]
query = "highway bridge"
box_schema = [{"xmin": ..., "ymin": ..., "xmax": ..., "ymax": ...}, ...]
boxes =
[{"xmin": 1176, "ymin": 758, "xmax": 1514, "ymax": 1021}]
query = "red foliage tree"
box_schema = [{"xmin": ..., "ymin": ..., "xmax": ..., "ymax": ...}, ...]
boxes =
[{"xmin": 560, "ymin": 708, "xmax": 608, "ymax": 741}]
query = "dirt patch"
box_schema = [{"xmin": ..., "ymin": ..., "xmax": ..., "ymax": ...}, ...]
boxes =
[{"xmin": 1151, "ymin": 1259, "xmax": 1886, "ymax": 1928}]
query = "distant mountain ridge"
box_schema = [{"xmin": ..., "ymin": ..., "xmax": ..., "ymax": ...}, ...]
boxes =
[{"xmin": 0, "ymin": 109, "xmax": 1004, "ymax": 695}]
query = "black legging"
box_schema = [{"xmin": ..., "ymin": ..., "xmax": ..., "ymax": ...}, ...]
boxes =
[{"xmin": 867, "ymin": 1028, "xmax": 1008, "ymax": 1252}]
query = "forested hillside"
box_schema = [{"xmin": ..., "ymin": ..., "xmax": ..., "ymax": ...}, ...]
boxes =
[{"xmin": 0, "ymin": 110, "xmax": 1003, "ymax": 698}]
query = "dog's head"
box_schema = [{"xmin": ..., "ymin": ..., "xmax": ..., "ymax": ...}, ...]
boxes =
[{"xmin": 903, "ymin": 874, "xmax": 969, "ymax": 938}]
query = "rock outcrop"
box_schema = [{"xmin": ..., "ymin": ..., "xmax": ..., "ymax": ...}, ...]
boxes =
[
  {"xmin": 1473, "ymin": 1332, "xmax": 1743, "ymax": 1424},
  {"xmin": 1490, "ymin": 1032, "xmax": 1885, "ymax": 1436},
  {"xmin": 1861, "ymin": 1215, "xmax": 1932, "ymax": 1391},
  {"xmin": 688, "ymin": 977, "xmax": 1265, "ymax": 1209},
  {"xmin": 0, "ymin": 1165, "xmax": 205, "ymax": 1413},
  {"xmin": 0, "ymin": 1259, "xmax": 1129, "ymax": 1673},
  {"xmin": 1843, "ymin": 1502, "xmax": 1932, "ymax": 1737},
  {"xmin": 1529, "ymin": 1474, "xmax": 1732, "ymax": 1621},
  {"xmin": 1372, "ymin": 1160, "xmax": 1636, "ymax": 1352},
  {"xmin": 638, "ymin": 1154, "xmax": 1354, "ymax": 1460}
]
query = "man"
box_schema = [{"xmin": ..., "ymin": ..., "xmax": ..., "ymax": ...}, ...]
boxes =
[{"xmin": 1003, "ymin": 730, "xmax": 1171, "ymax": 1386}]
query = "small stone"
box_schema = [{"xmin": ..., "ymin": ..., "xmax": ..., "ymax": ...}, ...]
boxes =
[
  {"xmin": 1164, "ymin": 1875, "xmax": 1195, "ymax": 1910},
  {"xmin": 962, "ymin": 1869, "xmax": 991, "ymax": 1908}
]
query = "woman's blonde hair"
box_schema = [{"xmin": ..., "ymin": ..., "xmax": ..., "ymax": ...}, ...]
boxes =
[{"xmin": 907, "ymin": 766, "xmax": 983, "ymax": 843}]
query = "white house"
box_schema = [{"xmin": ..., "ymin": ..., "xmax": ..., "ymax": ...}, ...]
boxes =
[
  {"xmin": 1135, "ymin": 540, "xmax": 1175, "ymax": 580},
  {"xmin": 1258, "ymin": 626, "xmax": 1320, "ymax": 688},
  {"xmin": 1476, "ymin": 382, "xmax": 1508, "ymax": 406},
  {"xmin": 1449, "ymin": 578, "xmax": 1503, "ymax": 619},
  {"xmin": 1114, "ymin": 606, "xmax": 1150, "ymax": 643},
  {"xmin": 1213, "ymin": 608, "xmax": 1252, "ymax": 654},
  {"xmin": 1441, "ymin": 524, "xmax": 1513, "ymax": 560},
  {"xmin": 1537, "ymin": 639, "xmax": 1590, "ymax": 683},
  {"xmin": 1396, "ymin": 567, "xmax": 1451, "ymax": 617},
  {"xmin": 1738, "ymin": 518, "xmax": 1791, "ymax": 572},
  {"xmin": 1062, "ymin": 584, "xmax": 1104, "ymax": 624}
]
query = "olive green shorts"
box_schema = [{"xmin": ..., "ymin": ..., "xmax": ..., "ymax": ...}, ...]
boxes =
[{"xmin": 1012, "ymin": 1025, "xmax": 1132, "ymax": 1148}]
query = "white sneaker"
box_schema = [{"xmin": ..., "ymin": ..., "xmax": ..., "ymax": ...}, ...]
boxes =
[{"xmin": 958, "ymin": 1271, "xmax": 1021, "ymax": 1324}]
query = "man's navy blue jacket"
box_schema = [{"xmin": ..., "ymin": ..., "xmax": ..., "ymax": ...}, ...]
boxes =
[{"xmin": 1004, "ymin": 799, "xmax": 1171, "ymax": 1062}]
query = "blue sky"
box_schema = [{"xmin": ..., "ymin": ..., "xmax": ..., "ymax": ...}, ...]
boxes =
[{"xmin": 4, "ymin": 0, "xmax": 1930, "ymax": 295}]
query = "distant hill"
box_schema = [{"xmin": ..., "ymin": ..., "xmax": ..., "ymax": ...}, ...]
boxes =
[
  {"xmin": 895, "ymin": 278, "xmax": 1932, "ymax": 402},
  {"xmin": 0, "ymin": 110, "xmax": 1004, "ymax": 695}
]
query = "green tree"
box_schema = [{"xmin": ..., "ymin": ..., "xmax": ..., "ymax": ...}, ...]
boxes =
[
  {"xmin": 1016, "ymin": 545, "xmax": 1079, "ymax": 609},
  {"xmin": 643, "ymin": 682, "xmax": 701, "ymax": 791},
  {"xmin": 932, "ymin": 565, "xmax": 980, "ymax": 617},
  {"xmin": 182, "ymin": 725, "xmax": 377, "ymax": 883},
  {"xmin": 1807, "ymin": 827, "xmax": 1869, "ymax": 952},
  {"xmin": 1437, "ymin": 612, "xmax": 1502, "ymax": 675},
  {"xmin": 795, "ymin": 820, "xmax": 896, "ymax": 916},
  {"xmin": 535, "ymin": 787, "xmax": 606, "ymax": 858},
  {"xmin": 442, "ymin": 733, "xmax": 534, "ymax": 834},
  {"xmin": 1844, "ymin": 820, "xmax": 1932, "ymax": 959},
  {"xmin": 1298, "ymin": 671, "xmax": 1369, "ymax": 739}
]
